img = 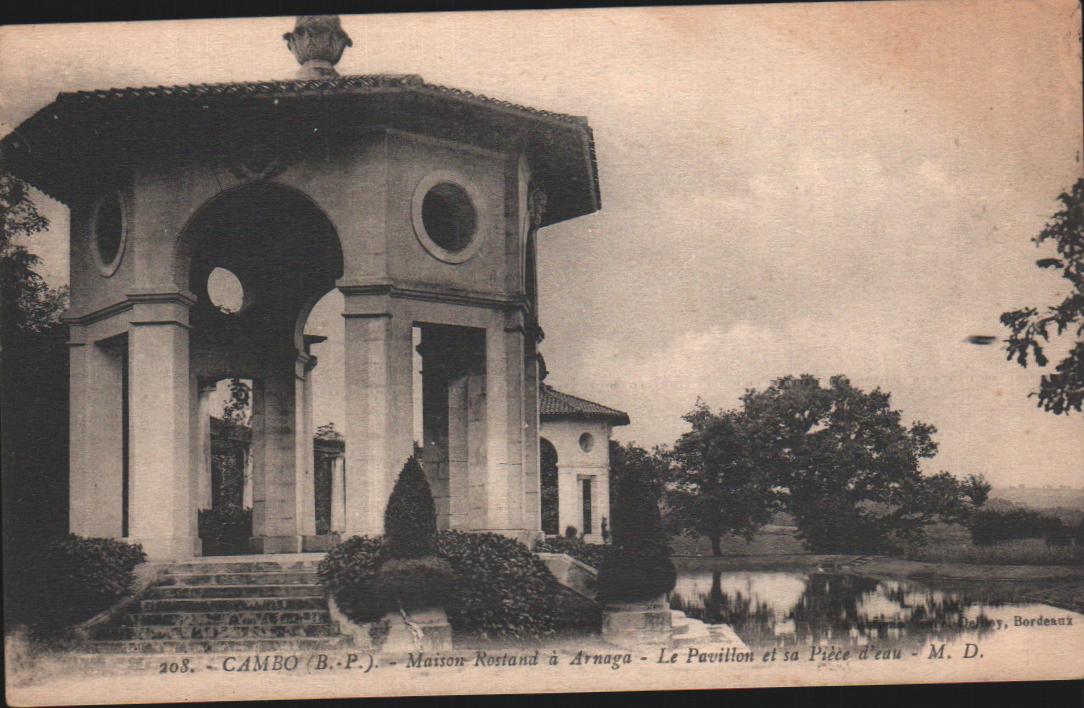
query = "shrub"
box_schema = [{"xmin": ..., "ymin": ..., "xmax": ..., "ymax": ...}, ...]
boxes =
[
  {"xmin": 318, "ymin": 535, "xmax": 387, "ymax": 623},
  {"xmin": 597, "ymin": 469, "xmax": 676, "ymax": 604},
  {"xmin": 534, "ymin": 536, "xmax": 611, "ymax": 569},
  {"xmin": 969, "ymin": 508, "xmax": 1062, "ymax": 546},
  {"xmin": 564, "ymin": 525, "xmax": 579, "ymax": 540},
  {"xmin": 375, "ymin": 557, "xmax": 458, "ymax": 612},
  {"xmin": 198, "ymin": 506, "xmax": 252, "ymax": 556},
  {"xmin": 435, "ymin": 530, "xmax": 558, "ymax": 638},
  {"xmin": 32, "ymin": 535, "xmax": 146, "ymax": 634},
  {"xmin": 375, "ymin": 456, "xmax": 457, "ymax": 613},
  {"xmin": 1046, "ymin": 523, "xmax": 1073, "ymax": 547},
  {"xmin": 384, "ymin": 457, "xmax": 437, "ymax": 558},
  {"xmin": 320, "ymin": 530, "xmax": 560, "ymax": 638}
]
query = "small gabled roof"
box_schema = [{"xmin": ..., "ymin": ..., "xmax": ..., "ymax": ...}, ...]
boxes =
[{"xmin": 540, "ymin": 384, "xmax": 629, "ymax": 426}]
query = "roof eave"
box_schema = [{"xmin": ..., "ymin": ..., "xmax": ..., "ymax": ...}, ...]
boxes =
[{"xmin": 0, "ymin": 78, "xmax": 602, "ymax": 219}]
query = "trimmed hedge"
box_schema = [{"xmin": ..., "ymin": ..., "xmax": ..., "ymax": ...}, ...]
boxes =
[
  {"xmin": 969, "ymin": 508, "xmax": 1063, "ymax": 546},
  {"xmin": 319, "ymin": 530, "xmax": 559, "ymax": 638},
  {"xmin": 435, "ymin": 530, "xmax": 557, "ymax": 638},
  {"xmin": 534, "ymin": 536, "xmax": 611, "ymax": 570},
  {"xmin": 33, "ymin": 535, "xmax": 146, "ymax": 634},
  {"xmin": 376, "ymin": 557, "xmax": 458, "ymax": 612},
  {"xmin": 319, "ymin": 535, "xmax": 387, "ymax": 623}
]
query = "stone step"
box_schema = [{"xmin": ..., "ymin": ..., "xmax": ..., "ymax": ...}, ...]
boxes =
[
  {"xmin": 140, "ymin": 597, "xmax": 326, "ymax": 613},
  {"xmin": 165, "ymin": 560, "xmax": 321, "ymax": 574},
  {"xmin": 122, "ymin": 623, "xmax": 341, "ymax": 640},
  {"xmin": 707, "ymin": 623, "xmax": 749, "ymax": 649},
  {"xmin": 130, "ymin": 609, "xmax": 331, "ymax": 626},
  {"xmin": 82, "ymin": 636, "xmax": 352, "ymax": 655},
  {"xmin": 147, "ymin": 584, "xmax": 321, "ymax": 599},
  {"xmin": 670, "ymin": 610, "xmax": 690, "ymax": 636},
  {"xmin": 159, "ymin": 571, "xmax": 319, "ymax": 586},
  {"xmin": 672, "ymin": 618, "xmax": 712, "ymax": 646}
]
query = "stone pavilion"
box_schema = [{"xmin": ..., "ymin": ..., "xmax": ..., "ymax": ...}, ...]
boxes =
[{"xmin": 0, "ymin": 16, "xmax": 629, "ymax": 560}]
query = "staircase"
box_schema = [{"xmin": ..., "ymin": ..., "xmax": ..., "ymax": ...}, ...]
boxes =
[
  {"xmin": 670, "ymin": 609, "xmax": 748, "ymax": 649},
  {"xmin": 81, "ymin": 557, "xmax": 352, "ymax": 656}
]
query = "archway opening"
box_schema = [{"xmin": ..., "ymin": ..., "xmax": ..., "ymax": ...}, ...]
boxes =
[
  {"xmin": 180, "ymin": 182, "xmax": 343, "ymax": 554},
  {"xmin": 540, "ymin": 437, "xmax": 559, "ymax": 536}
]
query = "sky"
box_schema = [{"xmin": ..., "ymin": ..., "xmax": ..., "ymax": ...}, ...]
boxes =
[{"xmin": 1, "ymin": 1, "xmax": 1081, "ymax": 488}]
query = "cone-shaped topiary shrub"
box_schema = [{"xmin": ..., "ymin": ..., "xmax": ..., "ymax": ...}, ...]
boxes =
[
  {"xmin": 378, "ymin": 456, "xmax": 456, "ymax": 612},
  {"xmin": 384, "ymin": 456, "xmax": 438, "ymax": 559},
  {"xmin": 596, "ymin": 468, "xmax": 676, "ymax": 604}
]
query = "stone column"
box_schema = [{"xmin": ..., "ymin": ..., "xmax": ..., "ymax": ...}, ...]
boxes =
[
  {"xmin": 68, "ymin": 327, "xmax": 126, "ymax": 539},
  {"xmin": 195, "ymin": 380, "xmax": 216, "ymax": 510},
  {"xmin": 249, "ymin": 366, "xmax": 302, "ymax": 553},
  {"xmin": 127, "ymin": 294, "xmax": 199, "ymax": 560},
  {"xmin": 597, "ymin": 425, "xmax": 613, "ymax": 541},
  {"xmin": 418, "ymin": 328, "xmax": 452, "ymax": 528},
  {"xmin": 242, "ymin": 446, "xmax": 254, "ymax": 509},
  {"xmin": 341, "ymin": 293, "xmax": 415, "ymax": 536},
  {"xmin": 521, "ymin": 340, "xmax": 542, "ymax": 536},
  {"xmin": 558, "ymin": 462, "xmax": 577, "ymax": 537},
  {"xmin": 447, "ymin": 373, "xmax": 470, "ymax": 529},
  {"xmin": 330, "ymin": 454, "xmax": 346, "ymax": 534},
  {"xmin": 295, "ymin": 354, "xmax": 317, "ymax": 538},
  {"xmin": 466, "ymin": 361, "xmax": 488, "ymax": 530},
  {"xmin": 484, "ymin": 320, "xmax": 528, "ymax": 535}
]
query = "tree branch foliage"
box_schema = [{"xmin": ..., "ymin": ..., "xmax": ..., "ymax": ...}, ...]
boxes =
[
  {"xmin": 1000, "ymin": 178, "xmax": 1084, "ymax": 415},
  {"xmin": 1, "ymin": 173, "xmax": 68, "ymax": 337},
  {"xmin": 666, "ymin": 375, "xmax": 989, "ymax": 555}
]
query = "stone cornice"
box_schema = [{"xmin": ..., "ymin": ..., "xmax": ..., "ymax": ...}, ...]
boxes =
[
  {"xmin": 338, "ymin": 280, "xmax": 527, "ymax": 313},
  {"xmin": 62, "ymin": 290, "xmax": 197, "ymax": 327}
]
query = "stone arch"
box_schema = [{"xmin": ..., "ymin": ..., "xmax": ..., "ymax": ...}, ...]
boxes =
[
  {"xmin": 540, "ymin": 436, "xmax": 559, "ymax": 536},
  {"xmin": 172, "ymin": 181, "xmax": 343, "ymax": 293}
]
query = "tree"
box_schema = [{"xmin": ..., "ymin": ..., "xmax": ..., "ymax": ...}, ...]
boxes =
[
  {"xmin": 668, "ymin": 401, "xmax": 781, "ymax": 556},
  {"xmin": 609, "ymin": 440, "xmax": 670, "ymax": 507},
  {"xmin": 0, "ymin": 173, "xmax": 67, "ymax": 338},
  {"xmin": 741, "ymin": 375, "xmax": 966, "ymax": 554},
  {"xmin": 1000, "ymin": 178, "xmax": 1084, "ymax": 415},
  {"xmin": 596, "ymin": 460, "xmax": 676, "ymax": 604}
]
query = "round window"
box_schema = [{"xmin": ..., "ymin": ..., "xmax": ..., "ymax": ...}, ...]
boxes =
[
  {"xmin": 91, "ymin": 192, "xmax": 125, "ymax": 276},
  {"xmin": 207, "ymin": 267, "xmax": 247, "ymax": 315},
  {"xmin": 412, "ymin": 172, "xmax": 486, "ymax": 264},
  {"xmin": 579, "ymin": 432, "xmax": 595, "ymax": 453},
  {"xmin": 422, "ymin": 183, "xmax": 476, "ymax": 252}
]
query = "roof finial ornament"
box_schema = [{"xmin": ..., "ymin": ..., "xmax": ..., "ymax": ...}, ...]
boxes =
[{"xmin": 283, "ymin": 15, "xmax": 353, "ymax": 79}]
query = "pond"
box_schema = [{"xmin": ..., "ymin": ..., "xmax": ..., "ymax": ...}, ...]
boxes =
[{"xmin": 670, "ymin": 568, "xmax": 1083, "ymax": 651}]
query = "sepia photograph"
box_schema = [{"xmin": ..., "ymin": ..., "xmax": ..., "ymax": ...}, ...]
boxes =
[{"xmin": 1, "ymin": 2, "xmax": 1082, "ymax": 704}]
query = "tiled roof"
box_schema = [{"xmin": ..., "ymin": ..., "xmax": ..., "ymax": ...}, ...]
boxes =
[
  {"xmin": 56, "ymin": 73, "xmax": 591, "ymax": 127},
  {"xmin": 539, "ymin": 385, "xmax": 630, "ymax": 425},
  {"xmin": 1, "ymin": 72, "xmax": 599, "ymax": 225}
]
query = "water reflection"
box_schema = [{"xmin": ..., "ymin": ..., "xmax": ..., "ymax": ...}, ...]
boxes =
[{"xmin": 670, "ymin": 570, "xmax": 1071, "ymax": 650}]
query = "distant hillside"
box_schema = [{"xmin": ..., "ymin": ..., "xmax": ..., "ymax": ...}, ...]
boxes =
[{"xmin": 989, "ymin": 487, "xmax": 1084, "ymax": 526}]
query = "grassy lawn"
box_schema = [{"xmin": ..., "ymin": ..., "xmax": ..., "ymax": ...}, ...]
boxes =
[
  {"xmin": 670, "ymin": 525, "xmax": 807, "ymax": 557},
  {"xmin": 904, "ymin": 536, "xmax": 1084, "ymax": 565},
  {"xmin": 671, "ymin": 522, "xmax": 1084, "ymax": 566}
]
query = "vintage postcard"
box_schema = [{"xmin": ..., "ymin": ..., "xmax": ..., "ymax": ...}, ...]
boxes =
[{"xmin": 1, "ymin": 2, "xmax": 1082, "ymax": 704}]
